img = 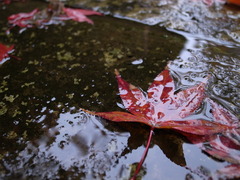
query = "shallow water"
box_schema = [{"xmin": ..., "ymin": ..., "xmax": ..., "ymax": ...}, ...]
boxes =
[{"xmin": 0, "ymin": 0, "xmax": 239, "ymax": 179}]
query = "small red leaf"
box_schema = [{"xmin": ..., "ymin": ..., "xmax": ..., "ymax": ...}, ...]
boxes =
[
  {"xmin": 63, "ymin": 7, "xmax": 102, "ymax": 24},
  {"xmin": 0, "ymin": 43, "xmax": 14, "ymax": 63},
  {"xmin": 7, "ymin": 3, "xmax": 102, "ymax": 31},
  {"xmin": 8, "ymin": 8, "xmax": 39, "ymax": 28}
]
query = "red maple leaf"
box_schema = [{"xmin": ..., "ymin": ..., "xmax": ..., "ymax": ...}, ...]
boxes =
[
  {"xmin": 7, "ymin": 2, "xmax": 102, "ymax": 31},
  {"xmin": 0, "ymin": 43, "xmax": 14, "ymax": 63},
  {"xmin": 8, "ymin": 8, "xmax": 39, "ymax": 28},
  {"xmin": 90, "ymin": 68, "xmax": 234, "ymax": 135},
  {"xmin": 83, "ymin": 66, "xmax": 237, "ymax": 179},
  {"xmin": 63, "ymin": 7, "xmax": 102, "ymax": 24}
]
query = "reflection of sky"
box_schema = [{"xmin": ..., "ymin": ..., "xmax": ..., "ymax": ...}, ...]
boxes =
[
  {"xmin": 183, "ymin": 143, "xmax": 229, "ymax": 176},
  {"xmin": 11, "ymin": 110, "xmax": 235, "ymax": 179},
  {"xmin": 37, "ymin": 111, "xmax": 129, "ymax": 169},
  {"xmin": 25, "ymin": 110, "xmax": 133, "ymax": 180},
  {"xmin": 174, "ymin": 29, "xmax": 237, "ymax": 61},
  {"xmin": 113, "ymin": 143, "xmax": 230, "ymax": 180},
  {"xmin": 116, "ymin": 145, "xmax": 189, "ymax": 180},
  {"xmin": 38, "ymin": 112, "xmax": 87, "ymax": 168}
]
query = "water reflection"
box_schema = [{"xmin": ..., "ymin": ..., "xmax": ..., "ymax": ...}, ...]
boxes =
[
  {"xmin": 166, "ymin": 28, "xmax": 239, "ymax": 117},
  {"xmin": 1, "ymin": 111, "xmax": 130, "ymax": 179},
  {"xmin": 73, "ymin": 0, "xmax": 240, "ymax": 44}
]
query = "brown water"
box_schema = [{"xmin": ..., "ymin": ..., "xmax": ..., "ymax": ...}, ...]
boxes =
[{"xmin": 0, "ymin": 0, "xmax": 239, "ymax": 179}]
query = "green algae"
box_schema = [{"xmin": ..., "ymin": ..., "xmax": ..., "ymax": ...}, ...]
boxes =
[
  {"xmin": 0, "ymin": 102, "xmax": 7, "ymax": 115},
  {"xmin": 4, "ymin": 94, "xmax": 19, "ymax": 103},
  {"xmin": 6, "ymin": 131, "xmax": 18, "ymax": 139}
]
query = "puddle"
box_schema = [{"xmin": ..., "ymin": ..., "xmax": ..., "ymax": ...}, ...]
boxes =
[
  {"xmin": 72, "ymin": 0, "xmax": 240, "ymax": 44},
  {"xmin": 0, "ymin": 0, "xmax": 239, "ymax": 179}
]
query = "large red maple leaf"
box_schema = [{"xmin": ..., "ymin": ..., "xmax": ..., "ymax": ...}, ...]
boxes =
[
  {"xmin": 84, "ymin": 67, "xmax": 237, "ymax": 179},
  {"xmin": 90, "ymin": 68, "xmax": 234, "ymax": 135}
]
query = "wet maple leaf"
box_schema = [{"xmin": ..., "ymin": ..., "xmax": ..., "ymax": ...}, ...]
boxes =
[
  {"xmin": 0, "ymin": 43, "xmax": 14, "ymax": 63},
  {"xmin": 7, "ymin": 2, "xmax": 102, "ymax": 31},
  {"xmin": 83, "ymin": 67, "xmax": 238, "ymax": 179},
  {"xmin": 8, "ymin": 8, "xmax": 39, "ymax": 28},
  {"xmin": 89, "ymin": 68, "xmax": 234, "ymax": 135},
  {"xmin": 63, "ymin": 7, "xmax": 102, "ymax": 24}
]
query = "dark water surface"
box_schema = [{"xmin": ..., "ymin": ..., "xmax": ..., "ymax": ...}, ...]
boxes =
[{"xmin": 0, "ymin": 0, "xmax": 239, "ymax": 179}]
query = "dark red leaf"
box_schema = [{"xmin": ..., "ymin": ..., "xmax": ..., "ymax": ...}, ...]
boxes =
[
  {"xmin": 7, "ymin": 3, "xmax": 102, "ymax": 31},
  {"xmin": 88, "ymin": 68, "xmax": 234, "ymax": 135},
  {"xmin": 83, "ymin": 67, "xmax": 239, "ymax": 179},
  {"xmin": 8, "ymin": 8, "xmax": 39, "ymax": 28},
  {"xmin": 0, "ymin": 43, "xmax": 14, "ymax": 63}
]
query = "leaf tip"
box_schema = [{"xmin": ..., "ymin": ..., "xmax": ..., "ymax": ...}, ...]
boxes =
[
  {"xmin": 114, "ymin": 69, "xmax": 120, "ymax": 76},
  {"xmin": 80, "ymin": 108, "xmax": 95, "ymax": 115}
]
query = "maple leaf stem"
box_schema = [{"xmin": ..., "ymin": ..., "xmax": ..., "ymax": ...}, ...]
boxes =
[
  {"xmin": 9, "ymin": 54, "xmax": 21, "ymax": 61},
  {"xmin": 131, "ymin": 127, "xmax": 154, "ymax": 180}
]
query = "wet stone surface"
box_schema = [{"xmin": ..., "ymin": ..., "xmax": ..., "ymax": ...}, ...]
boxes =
[
  {"xmin": 72, "ymin": 0, "xmax": 240, "ymax": 44},
  {"xmin": 0, "ymin": 0, "xmax": 239, "ymax": 179}
]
